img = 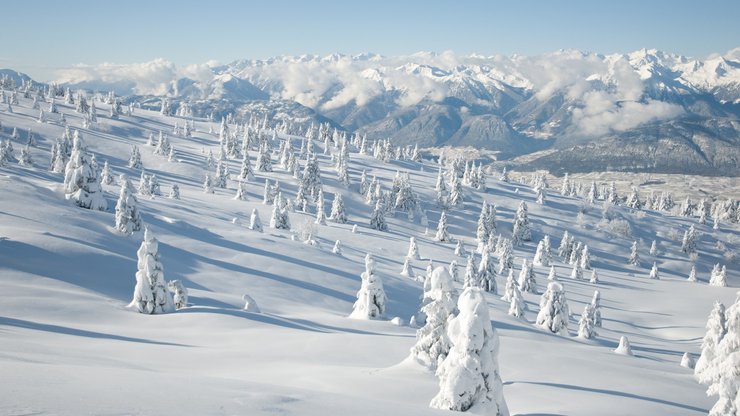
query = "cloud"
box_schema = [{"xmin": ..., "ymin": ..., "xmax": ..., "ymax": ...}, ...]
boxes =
[{"xmin": 54, "ymin": 59, "xmax": 215, "ymax": 96}]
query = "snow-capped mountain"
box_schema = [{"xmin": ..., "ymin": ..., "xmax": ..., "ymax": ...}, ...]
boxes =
[{"xmin": 53, "ymin": 48, "xmax": 740, "ymax": 175}]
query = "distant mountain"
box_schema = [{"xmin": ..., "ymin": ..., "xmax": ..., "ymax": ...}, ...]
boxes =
[{"xmin": 55, "ymin": 48, "xmax": 740, "ymax": 175}]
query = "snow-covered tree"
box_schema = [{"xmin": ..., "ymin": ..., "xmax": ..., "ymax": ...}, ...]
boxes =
[
  {"xmin": 332, "ymin": 240, "xmax": 342, "ymax": 255},
  {"xmin": 501, "ymin": 269, "xmax": 517, "ymax": 303},
  {"xmin": 329, "ymin": 193, "xmax": 347, "ymax": 224},
  {"xmin": 435, "ymin": 210, "xmax": 451, "ymax": 242},
  {"xmin": 649, "ymin": 262, "xmax": 660, "ymax": 280},
  {"xmin": 591, "ymin": 290, "xmax": 602, "ymax": 327},
  {"xmin": 369, "ymin": 200, "xmax": 388, "ymax": 231},
  {"xmin": 688, "ymin": 264, "xmax": 698, "ymax": 282},
  {"xmin": 536, "ymin": 281, "xmax": 569, "ymax": 335},
  {"xmin": 270, "ymin": 195, "xmax": 291, "ymax": 230},
  {"xmin": 477, "ymin": 251, "xmax": 497, "ymax": 293},
  {"xmin": 203, "ymin": 173, "xmax": 214, "ymax": 194},
  {"xmin": 168, "ymin": 280, "xmax": 188, "ymax": 309},
  {"xmin": 570, "ymin": 261, "xmax": 583, "ymax": 280},
  {"xmin": 705, "ymin": 295, "xmax": 740, "ymax": 416},
  {"xmin": 448, "ymin": 175, "xmax": 463, "ymax": 206},
  {"xmin": 533, "ymin": 237, "xmax": 549, "ymax": 267},
  {"xmin": 454, "ymin": 240, "xmax": 466, "ymax": 257},
  {"xmin": 430, "ymin": 287, "xmax": 509, "ymax": 415},
  {"xmin": 681, "ymin": 225, "xmax": 698, "ymax": 255},
  {"xmin": 628, "ymin": 241, "xmax": 640, "ymax": 266},
  {"xmin": 578, "ymin": 303, "xmax": 598, "ymax": 339},
  {"xmin": 614, "ymin": 336, "xmax": 633, "ymax": 355},
  {"xmin": 250, "ymin": 208, "xmax": 263, "ymax": 232},
  {"xmin": 463, "ymin": 254, "xmax": 477, "ymax": 289},
  {"xmin": 497, "ymin": 239, "xmax": 514, "ymax": 276},
  {"xmin": 547, "ymin": 265, "xmax": 558, "ymax": 281},
  {"xmin": 234, "ymin": 180, "xmax": 248, "ymax": 201},
  {"xmin": 649, "ymin": 240, "xmax": 658, "ymax": 256},
  {"xmin": 169, "ymin": 184, "xmax": 180, "ymax": 200},
  {"xmin": 589, "ymin": 269, "xmax": 599, "ymax": 283},
  {"xmin": 349, "ymin": 254, "xmax": 387, "ymax": 319},
  {"xmin": 511, "ymin": 201, "xmax": 531, "ymax": 245},
  {"xmin": 63, "ymin": 135, "xmax": 106, "ymax": 210},
  {"xmin": 681, "ymin": 352, "xmax": 695, "ymax": 369},
  {"xmin": 580, "ymin": 244, "xmax": 591, "ymax": 270},
  {"xmin": 407, "ymin": 236, "xmax": 421, "ymax": 260},
  {"xmin": 257, "ymin": 142, "xmax": 272, "ymax": 172},
  {"xmin": 114, "ymin": 177, "xmax": 143, "ymax": 234},
  {"xmin": 128, "ymin": 228, "xmax": 175, "ymax": 314},
  {"xmin": 517, "ymin": 258, "xmax": 537, "ymax": 293},
  {"xmin": 314, "ymin": 189, "xmax": 327, "ymax": 225},
  {"xmin": 100, "ymin": 161, "xmax": 113, "ymax": 185},
  {"xmin": 709, "ymin": 264, "xmax": 727, "ymax": 287},
  {"xmin": 508, "ymin": 279, "xmax": 525, "ymax": 318},
  {"xmin": 695, "ymin": 301, "xmax": 727, "ymax": 385},
  {"xmin": 400, "ymin": 257, "xmax": 416, "ymax": 278},
  {"xmin": 410, "ymin": 266, "xmax": 457, "ymax": 369}
]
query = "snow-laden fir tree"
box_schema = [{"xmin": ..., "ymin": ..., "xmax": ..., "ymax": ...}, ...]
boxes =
[
  {"xmin": 203, "ymin": 173, "xmax": 214, "ymax": 194},
  {"xmin": 168, "ymin": 280, "xmax": 188, "ymax": 309},
  {"xmin": 314, "ymin": 189, "xmax": 327, "ymax": 225},
  {"xmin": 695, "ymin": 301, "xmax": 727, "ymax": 385},
  {"xmin": 454, "ymin": 240, "xmax": 466, "ymax": 257},
  {"xmin": 649, "ymin": 262, "xmax": 660, "ymax": 280},
  {"xmin": 129, "ymin": 228, "xmax": 175, "ymax": 314},
  {"xmin": 114, "ymin": 176, "xmax": 143, "ymax": 234},
  {"xmin": 709, "ymin": 264, "xmax": 727, "ymax": 287},
  {"xmin": 435, "ymin": 210, "xmax": 451, "ymax": 242},
  {"xmin": 497, "ymin": 239, "xmax": 514, "ymax": 276},
  {"xmin": 449, "ymin": 260, "xmax": 459, "ymax": 283},
  {"xmin": 63, "ymin": 134, "xmax": 107, "ymax": 210},
  {"xmin": 410, "ymin": 266, "xmax": 457, "ymax": 369},
  {"xmin": 329, "ymin": 193, "xmax": 347, "ymax": 223},
  {"xmin": 536, "ymin": 281, "xmax": 569, "ymax": 335},
  {"xmin": 477, "ymin": 251, "xmax": 497, "ymax": 293},
  {"xmin": 589, "ymin": 269, "xmax": 599, "ymax": 283},
  {"xmin": 557, "ymin": 230, "xmax": 572, "ymax": 260},
  {"xmin": 591, "ymin": 290, "xmax": 602, "ymax": 327},
  {"xmin": 547, "ymin": 265, "xmax": 558, "ymax": 281},
  {"xmin": 688, "ymin": 264, "xmax": 698, "ymax": 282},
  {"xmin": 430, "ymin": 287, "xmax": 509, "ymax": 416},
  {"xmin": 448, "ymin": 174, "xmax": 463, "ymax": 206},
  {"xmin": 511, "ymin": 201, "xmax": 531, "ymax": 245},
  {"xmin": 476, "ymin": 202, "xmax": 491, "ymax": 251},
  {"xmin": 169, "ymin": 184, "xmax": 180, "ymax": 200},
  {"xmin": 100, "ymin": 161, "xmax": 113, "ymax": 185},
  {"xmin": 257, "ymin": 142, "xmax": 272, "ymax": 172},
  {"xmin": 578, "ymin": 303, "xmax": 598, "ymax": 339},
  {"xmin": 234, "ymin": 180, "xmax": 248, "ymax": 201},
  {"xmin": 250, "ymin": 208, "xmax": 263, "ymax": 232},
  {"xmin": 681, "ymin": 225, "xmax": 698, "ymax": 255},
  {"xmin": 517, "ymin": 258, "xmax": 537, "ymax": 293},
  {"xmin": 628, "ymin": 241, "xmax": 640, "ymax": 266},
  {"xmin": 570, "ymin": 261, "xmax": 583, "ymax": 280},
  {"xmin": 148, "ymin": 174, "xmax": 161, "ymax": 196},
  {"xmin": 349, "ymin": 254, "xmax": 387, "ymax": 319},
  {"xmin": 270, "ymin": 194, "xmax": 291, "ymax": 230},
  {"xmin": 580, "ymin": 244, "xmax": 591, "ymax": 270},
  {"xmin": 17, "ymin": 145, "xmax": 32, "ymax": 166},
  {"xmin": 239, "ymin": 153, "xmax": 254, "ymax": 181},
  {"xmin": 407, "ymin": 236, "xmax": 421, "ymax": 260},
  {"xmin": 649, "ymin": 240, "xmax": 658, "ymax": 256},
  {"xmin": 501, "ymin": 269, "xmax": 517, "ymax": 303},
  {"xmin": 706, "ymin": 294, "xmax": 740, "ymax": 416},
  {"xmin": 533, "ymin": 237, "xmax": 549, "ymax": 267},
  {"xmin": 508, "ymin": 278, "xmax": 526, "ymax": 318},
  {"xmin": 400, "ymin": 257, "xmax": 416, "ymax": 278},
  {"xmin": 614, "ymin": 336, "xmax": 633, "ymax": 356},
  {"xmin": 681, "ymin": 352, "xmax": 696, "ymax": 369},
  {"xmin": 128, "ymin": 145, "xmax": 142, "ymax": 169},
  {"xmin": 463, "ymin": 254, "xmax": 478, "ymax": 289},
  {"xmin": 332, "ymin": 240, "xmax": 342, "ymax": 255},
  {"xmin": 369, "ymin": 200, "xmax": 388, "ymax": 231}
]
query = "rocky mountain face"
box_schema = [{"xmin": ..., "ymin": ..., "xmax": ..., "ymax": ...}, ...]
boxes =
[{"xmin": 53, "ymin": 48, "xmax": 740, "ymax": 175}]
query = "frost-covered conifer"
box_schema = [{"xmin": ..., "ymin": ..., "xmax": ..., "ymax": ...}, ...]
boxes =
[
  {"xmin": 614, "ymin": 336, "xmax": 633, "ymax": 355},
  {"xmin": 250, "ymin": 208, "xmax": 263, "ymax": 232},
  {"xmin": 477, "ymin": 251, "xmax": 497, "ymax": 293},
  {"xmin": 570, "ymin": 261, "xmax": 583, "ymax": 280},
  {"xmin": 400, "ymin": 257, "xmax": 416, "ymax": 278},
  {"xmin": 649, "ymin": 262, "xmax": 660, "ymax": 280},
  {"xmin": 578, "ymin": 303, "xmax": 598, "ymax": 339},
  {"xmin": 100, "ymin": 161, "xmax": 113, "ymax": 185},
  {"xmin": 501, "ymin": 269, "xmax": 517, "ymax": 303},
  {"xmin": 580, "ymin": 244, "xmax": 591, "ymax": 270},
  {"xmin": 511, "ymin": 201, "xmax": 531, "ymax": 245},
  {"xmin": 695, "ymin": 301, "xmax": 727, "ymax": 385},
  {"xmin": 547, "ymin": 265, "xmax": 558, "ymax": 281},
  {"xmin": 517, "ymin": 258, "xmax": 537, "ymax": 293},
  {"xmin": 257, "ymin": 142, "xmax": 272, "ymax": 172},
  {"xmin": 591, "ymin": 290, "xmax": 602, "ymax": 327},
  {"xmin": 234, "ymin": 180, "xmax": 248, "ymax": 201},
  {"xmin": 628, "ymin": 241, "xmax": 640, "ymax": 266},
  {"xmin": 463, "ymin": 254, "xmax": 477, "ymax": 289},
  {"xmin": 332, "ymin": 240, "xmax": 342, "ymax": 255},
  {"xmin": 168, "ymin": 280, "xmax": 188, "ymax": 309},
  {"xmin": 430, "ymin": 287, "xmax": 508, "ymax": 415},
  {"xmin": 435, "ymin": 210, "xmax": 451, "ymax": 242},
  {"xmin": 589, "ymin": 269, "xmax": 599, "ymax": 283},
  {"xmin": 203, "ymin": 173, "xmax": 214, "ymax": 194},
  {"xmin": 649, "ymin": 240, "xmax": 658, "ymax": 256},
  {"xmin": 114, "ymin": 177, "xmax": 143, "ymax": 234},
  {"xmin": 533, "ymin": 237, "xmax": 549, "ymax": 267},
  {"xmin": 454, "ymin": 240, "xmax": 466, "ymax": 257},
  {"xmin": 688, "ymin": 264, "xmax": 698, "ymax": 282},
  {"xmin": 681, "ymin": 225, "xmax": 698, "ymax": 254},
  {"xmin": 18, "ymin": 145, "xmax": 32, "ymax": 166},
  {"xmin": 63, "ymin": 135, "xmax": 106, "ymax": 210},
  {"xmin": 129, "ymin": 228, "xmax": 175, "ymax": 314},
  {"xmin": 410, "ymin": 267, "xmax": 457, "ymax": 369},
  {"xmin": 706, "ymin": 294, "xmax": 740, "ymax": 416},
  {"xmin": 314, "ymin": 189, "xmax": 327, "ymax": 225},
  {"xmin": 536, "ymin": 281, "xmax": 569, "ymax": 335},
  {"xmin": 169, "ymin": 184, "xmax": 180, "ymax": 200},
  {"xmin": 448, "ymin": 175, "xmax": 463, "ymax": 206},
  {"xmin": 148, "ymin": 174, "xmax": 161, "ymax": 196},
  {"xmin": 508, "ymin": 278, "xmax": 525, "ymax": 318},
  {"xmin": 709, "ymin": 264, "xmax": 727, "ymax": 287},
  {"xmin": 128, "ymin": 145, "xmax": 142, "ymax": 169},
  {"xmin": 349, "ymin": 254, "xmax": 387, "ymax": 319},
  {"xmin": 407, "ymin": 236, "xmax": 421, "ymax": 260},
  {"xmin": 681, "ymin": 352, "xmax": 695, "ymax": 369},
  {"xmin": 558, "ymin": 230, "xmax": 571, "ymax": 260},
  {"xmin": 369, "ymin": 200, "xmax": 388, "ymax": 231},
  {"xmin": 270, "ymin": 194, "xmax": 291, "ymax": 230},
  {"xmin": 328, "ymin": 193, "xmax": 347, "ymax": 223},
  {"xmin": 497, "ymin": 239, "xmax": 514, "ymax": 275}
]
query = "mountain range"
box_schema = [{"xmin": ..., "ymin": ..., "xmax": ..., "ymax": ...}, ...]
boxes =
[{"xmin": 46, "ymin": 48, "xmax": 740, "ymax": 175}]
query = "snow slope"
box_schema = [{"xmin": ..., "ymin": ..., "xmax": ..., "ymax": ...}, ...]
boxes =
[{"xmin": 0, "ymin": 94, "xmax": 738, "ymax": 415}]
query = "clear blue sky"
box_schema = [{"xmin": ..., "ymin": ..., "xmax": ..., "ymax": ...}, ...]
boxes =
[{"xmin": 4, "ymin": 0, "xmax": 739, "ymax": 81}]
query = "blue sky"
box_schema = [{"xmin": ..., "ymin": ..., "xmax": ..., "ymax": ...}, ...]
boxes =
[{"xmin": 4, "ymin": 0, "xmax": 739, "ymax": 80}]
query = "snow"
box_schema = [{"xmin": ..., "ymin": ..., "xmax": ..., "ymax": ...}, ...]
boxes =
[{"xmin": 0, "ymin": 94, "xmax": 738, "ymax": 415}]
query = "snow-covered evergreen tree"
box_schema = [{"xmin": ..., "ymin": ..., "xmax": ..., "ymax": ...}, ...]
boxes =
[
  {"xmin": 517, "ymin": 258, "xmax": 537, "ymax": 293},
  {"xmin": 128, "ymin": 145, "xmax": 142, "ymax": 169},
  {"xmin": 649, "ymin": 262, "xmax": 660, "ymax": 280},
  {"xmin": 407, "ymin": 236, "xmax": 421, "ymax": 260},
  {"xmin": 688, "ymin": 264, "xmax": 698, "ymax": 282},
  {"xmin": 547, "ymin": 265, "xmax": 558, "ymax": 281},
  {"xmin": 349, "ymin": 254, "xmax": 387, "ymax": 319},
  {"xmin": 477, "ymin": 251, "xmax": 497, "ymax": 293},
  {"xmin": 709, "ymin": 264, "xmax": 727, "ymax": 287},
  {"xmin": 234, "ymin": 180, "xmax": 248, "ymax": 201},
  {"xmin": 169, "ymin": 184, "xmax": 180, "ymax": 200},
  {"xmin": 332, "ymin": 240, "xmax": 342, "ymax": 255},
  {"xmin": 570, "ymin": 261, "xmax": 583, "ymax": 280},
  {"xmin": 649, "ymin": 240, "xmax": 658, "ymax": 256},
  {"xmin": 203, "ymin": 173, "xmax": 214, "ymax": 194},
  {"xmin": 533, "ymin": 238, "xmax": 549, "ymax": 267},
  {"xmin": 580, "ymin": 244, "xmax": 591, "ymax": 270},
  {"xmin": 114, "ymin": 177, "xmax": 143, "ymax": 234},
  {"xmin": 410, "ymin": 266, "xmax": 457, "ymax": 369},
  {"xmin": 430, "ymin": 287, "xmax": 509, "ymax": 415},
  {"xmin": 329, "ymin": 193, "xmax": 347, "ymax": 223},
  {"xmin": 511, "ymin": 201, "xmax": 532, "ymax": 245},
  {"xmin": 497, "ymin": 239, "xmax": 514, "ymax": 275},
  {"xmin": 589, "ymin": 269, "xmax": 599, "ymax": 284},
  {"xmin": 591, "ymin": 290, "xmax": 602, "ymax": 327},
  {"xmin": 314, "ymin": 189, "xmax": 327, "ymax": 225},
  {"xmin": 536, "ymin": 281, "xmax": 569, "ymax": 335},
  {"xmin": 578, "ymin": 303, "xmax": 598, "ymax": 339},
  {"xmin": 250, "ymin": 208, "xmax": 263, "ymax": 232},
  {"xmin": 628, "ymin": 241, "xmax": 640, "ymax": 266},
  {"xmin": 614, "ymin": 336, "xmax": 633, "ymax": 356},
  {"xmin": 129, "ymin": 228, "xmax": 175, "ymax": 314},
  {"xmin": 454, "ymin": 240, "xmax": 466, "ymax": 257},
  {"xmin": 706, "ymin": 294, "xmax": 740, "ymax": 416},
  {"xmin": 435, "ymin": 210, "xmax": 451, "ymax": 242},
  {"xmin": 695, "ymin": 301, "xmax": 727, "ymax": 385},
  {"xmin": 400, "ymin": 256, "xmax": 416, "ymax": 278},
  {"xmin": 369, "ymin": 200, "xmax": 388, "ymax": 231},
  {"xmin": 681, "ymin": 225, "xmax": 698, "ymax": 255},
  {"xmin": 63, "ymin": 135, "xmax": 106, "ymax": 210},
  {"xmin": 168, "ymin": 280, "xmax": 188, "ymax": 309},
  {"xmin": 100, "ymin": 161, "xmax": 113, "ymax": 185}
]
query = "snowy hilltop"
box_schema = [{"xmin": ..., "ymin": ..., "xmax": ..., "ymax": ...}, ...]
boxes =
[{"xmin": 0, "ymin": 83, "xmax": 739, "ymax": 415}]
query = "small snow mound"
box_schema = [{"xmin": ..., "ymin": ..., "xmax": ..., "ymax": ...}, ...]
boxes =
[
  {"xmin": 680, "ymin": 352, "xmax": 695, "ymax": 369},
  {"xmin": 614, "ymin": 336, "xmax": 633, "ymax": 356},
  {"xmin": 390, "ymin": 316, "xmax": 404, "ymax": 326},
  {"xmin": 242, "ymin": 294, "xmax": 261, "ymax": 313}
]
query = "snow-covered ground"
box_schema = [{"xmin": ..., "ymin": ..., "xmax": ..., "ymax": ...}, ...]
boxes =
[{"xmin": 0, "ymin": 96, "xmax": 737, "ymax": 415}]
